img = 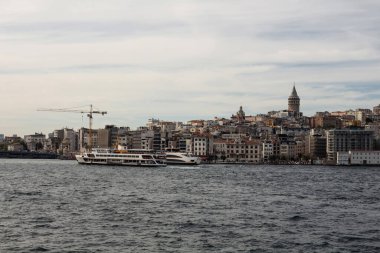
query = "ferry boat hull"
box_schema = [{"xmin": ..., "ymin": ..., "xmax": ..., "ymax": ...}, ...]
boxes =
[
  {"xmin": 76, "ymin": 155, "xmax": 166, "ymax": 167},
  {"xmin": 75, "ymin": 148, "xmax": 166, "ymax": 167}
]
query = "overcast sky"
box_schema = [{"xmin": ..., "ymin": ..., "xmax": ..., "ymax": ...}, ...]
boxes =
[{"xmin": 1, "ymin": 0, "xmax": 380, "ymax": 136}]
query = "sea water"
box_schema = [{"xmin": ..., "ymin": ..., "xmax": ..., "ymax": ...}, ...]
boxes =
[{"xmin": 0, "ymin": 159, "xmax": 379, "ymax": 252}]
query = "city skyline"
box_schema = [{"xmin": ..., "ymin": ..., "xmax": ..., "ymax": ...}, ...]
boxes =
[
  {"xmin": 1, "ymin": 0, "xmax": 380, "ymax": 136},
  {"xmin": 2, "ymin": 87, "xmax": 380, "ymax": 137}
]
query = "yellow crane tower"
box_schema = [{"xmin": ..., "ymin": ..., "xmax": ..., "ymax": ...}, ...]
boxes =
[{"xmin": 37, "ymin": 104, "xmax": 107, "ymax": 151}]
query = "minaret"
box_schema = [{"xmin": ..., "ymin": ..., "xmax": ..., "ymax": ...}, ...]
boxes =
[{"xmin": 288, "ymin": 84, "xmax": 300, "ymax": 113}]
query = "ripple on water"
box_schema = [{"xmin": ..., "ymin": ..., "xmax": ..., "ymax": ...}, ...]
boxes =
[{"xmin": 0, "ymin": 160, "xmax": 379, "ymax": 252}]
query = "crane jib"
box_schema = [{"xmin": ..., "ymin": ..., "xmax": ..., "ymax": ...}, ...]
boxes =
[{"xmin": 37, "ymin": 105, "xmax": 107, "ymax": 152}]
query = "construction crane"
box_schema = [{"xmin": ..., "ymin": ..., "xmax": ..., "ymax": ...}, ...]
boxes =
[{"xmin": 37, "ymin": 104, "xmax": 107, "ymax": 151}]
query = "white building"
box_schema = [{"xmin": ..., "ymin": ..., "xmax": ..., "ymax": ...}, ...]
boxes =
[
  {"xmin": 272, "ymin": 110, "xmax": 291, "ymax": 119},
  {"xmin": 192, "ymin": 135, "xmax": 213, "ymax": 157},
  {"xmin": 262, "ymin": 141, "xmax": 273, "ymax": 162},
  {"xmin": 337, "ymin": 152, "xmax": 350, "ymax": 165},
  {"xmin": 337, "ymin": 151, "xmax": 380, "ymax": 165},
  {"xmin": 62, "ymin": 128, "xmax": 77, "ymax": 152},
  {"xmin": 350, "ymin": 151, "xmax": 380, "ymax": 165},
  {"xmin": 24, "ymin": 133, "xmax": 46, "ymax": 151}
]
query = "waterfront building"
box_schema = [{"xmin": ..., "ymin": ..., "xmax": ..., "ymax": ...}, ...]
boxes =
[
  {"xmin": 192, "ymin": 135, "xmax": 213, "ymax": 158},
  {"xmin": 272, "ymin": 140, "xmax": 281, "ymax": 158},
  {"xmin": 262, "ymin": 141, "xmax": 274, "ymax": 162},
  {"xmin": 44, "ymin": 137, "xmax": 60, "ymax": 153},
  {"xmin": 117, "ymin": 134, "xmax": 129, "ymax": 147},
  {"xmin": 108, "ymin": 125, "xmax": 122, "ymax": 148},
  {"xmin": 214, "ymin": 138, "xmax": 261, "ymax": 163},
  {"xmin": 337, "ymin": 151, "xmax": 380, "ymax": 165},
  {"xmin": 280, "ymin": 141, "xmax": 297, "ymax": 160},
  {"xmin": 61, "ymin": 128, "xmax": 78, "ymax": 153},
  {"xmin": 349, "ymin": 151, "xmax": 380, "ymax": 165},
  {"xmin": 167, "ymin": 132, "xmax": 191, "ymax": 153},
  {"xmin": 0, "ymin": 134, "xmax": 4, "ymax": 142},
  {"xmin": 213, "ymin": 139, "xmax": 229, "ymax": 161},
  {"xmin": 288, "ymin": 85, "xmax": 300, "ymax": 115},
  {"xmin": 336, "ymin": 152, "xmax": 350, "ymax": 165},
  {"xmin": 7, "ymin": 143, "xmax": 24, "ymax": 152},
  {"xmin": 78, "ymin": 128, "xmax": 99, "ymax": 151},
  {"xmin": 295, "ymin": 140, "xmax": 306, "ymax": 158},
  {"xmin": 326, "ymin": 129, "xmax": 374, "ymax": 162},
  {"xmin": 24, "ymin": 133, "xmax": 46, "ymax": 151},
  {"xmin": 53, "ymin": 129, "xmax": 64, "ymax": 140},
  {"xmin": 97, "ymin": 125, "xmax": 118, "ymax": 148},
  {"xmin": 129, "ymin": 130, "xmax": 143, "ymax": 149},
  {"xmin": 185, "ymin": 138, "xmax": 193, "ymax": 154},
  {"xmin": 305, "ymin": 134, "xmax": 327, "ymax": 159},
  {"xmin": 177, "ymin": 138, "xmax": 188, "ymax": 152},
  {"xmin": 140, "ymin": 129, "xmax": 165, "ymax": 151},
  {"xmin": 167, "ymin": 136, "xmax": 187, "ymax": 152}
]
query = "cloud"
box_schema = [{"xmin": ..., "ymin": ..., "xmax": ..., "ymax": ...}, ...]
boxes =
[
  {"xmin": 1, "ymin": 0, "xmax": 380, "ymax": 136},
  {"xmin": 0, "ymin": 20, "xmax": 189, "ymax": 43}
]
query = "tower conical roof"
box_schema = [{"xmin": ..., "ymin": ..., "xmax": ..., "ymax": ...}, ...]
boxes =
[{"xmin": 290, "ymin": 85, "xmax": 299, "ymax": 98}]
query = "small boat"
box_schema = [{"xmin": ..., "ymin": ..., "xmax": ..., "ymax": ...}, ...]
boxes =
[
  {"xmin": 165, "ymin": 148, "xmax": 201, "ymax": 165},
  {"xmin": 75, "ymin": 147, "xmax": 166, "ymax": 167}
]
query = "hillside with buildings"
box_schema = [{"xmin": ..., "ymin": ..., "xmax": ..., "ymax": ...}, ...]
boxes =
[{"xmin": 1, "ymin": 86, "xmax": 380, "ymax": 165}]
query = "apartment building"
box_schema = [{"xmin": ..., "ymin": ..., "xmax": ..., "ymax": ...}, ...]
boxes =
[
  {"xmin": 214, "ymin": 138, "xmax": 261, "ymax": 163},
  {"xmin": 327, "ymin": 129, "xmax": 374, "ymax": 162},
  {"xmin": 262, "ymin": 141, "xmax": 274, "ymax": 162},
  {"xmin": 24, "ymin": 133, "xmax": 46, "ymax": 151},
  {"xmin": 305, "ymin": 134, "xmax": 327, "ymax": 159},
  {"xmin": 192, "ymin": 135, "xmax": 213, "ymax": 157}
]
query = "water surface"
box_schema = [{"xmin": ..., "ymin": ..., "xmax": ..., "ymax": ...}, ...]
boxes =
[{"xmin": 1, "ymin": 159, "xmax": 379, "ymax": 252}]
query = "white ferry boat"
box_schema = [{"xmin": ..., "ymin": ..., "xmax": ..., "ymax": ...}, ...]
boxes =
[
  {"xmin": 165, "ymin": 148, "xmax": 201, "ymax": 165},
  {"xmin": 75, "ymin": 147, "xmax": 166, "ymax": 167}
]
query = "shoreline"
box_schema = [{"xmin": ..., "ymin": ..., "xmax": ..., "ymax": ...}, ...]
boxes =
[{"xmin": 1, "ymin": 155, "xmax": 379, "ymax": 167}]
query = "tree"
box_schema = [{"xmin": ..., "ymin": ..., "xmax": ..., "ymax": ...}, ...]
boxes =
[
  {"xmin": 0, "ymin": 143, "xmax": 7, "ymax": 151},
  {"xmin": 20, "ymin": 140, "xmax": 27, "ymax": 150},
  {"xmin": 365, "ymin": 117, "xmax": 373, "ymax": 124},
  {"xmin": 269, "ymin": 155, "xmax": 277, "ymax": 162},
  {"xmin": 35, "ymin": 142, "xmax": 44, "ymax": 151}
]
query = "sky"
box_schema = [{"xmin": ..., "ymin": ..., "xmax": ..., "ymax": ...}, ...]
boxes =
[{"xmin": 1, "ymin": 0, "xmax": 380, "ymax": 136}]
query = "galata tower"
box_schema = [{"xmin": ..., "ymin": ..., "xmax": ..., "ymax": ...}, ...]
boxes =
[{"xmin": 288, "ymin": 85, "xmax": 300, "ymax": 113}]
